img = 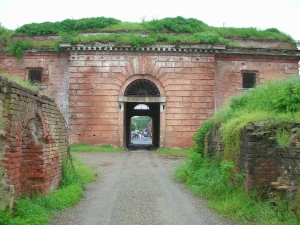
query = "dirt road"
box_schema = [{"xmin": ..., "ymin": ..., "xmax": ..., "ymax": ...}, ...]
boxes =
[{"xmin": 52, "ymin": 151, "xmax": 237, "ymax": 225}]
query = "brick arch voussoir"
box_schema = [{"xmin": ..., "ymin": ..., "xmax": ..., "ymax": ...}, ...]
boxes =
[
  {"xmin": 119, "ymin": 75, "xmax": 166, "ymax": 97},
  {"xmin": 11, "ymin": 104, "xmax": 53, "ymax": 151}
]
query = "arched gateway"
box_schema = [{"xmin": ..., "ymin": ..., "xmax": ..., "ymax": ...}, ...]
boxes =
[{"xmin": 119, "ymin": 78, "xmax": 166, "ymax": 149}]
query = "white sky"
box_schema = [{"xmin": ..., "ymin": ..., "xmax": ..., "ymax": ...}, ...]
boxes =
[{"xmin": 0, "ymin": 0, "xmax": 299, "ymax": 41}]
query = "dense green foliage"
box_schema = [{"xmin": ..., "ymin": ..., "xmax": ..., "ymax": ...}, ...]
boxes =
[
  {"xmin": 131, "ymin": 116, "xmax": 150, "ymax": 131},
  {"xmin": 6, "ymin": 40, "xmax": 33, "ymax": 60},
  {"xmin": 174, "ymin": 152, "xmax": 300, "ymax": 224},
  {"xmin": 143, "ymin": 16, "xmax": 210, "ymax": 33},
  {"xmin": 0, "ymin": 26, "xmax": 13, "ymax": 47},
  {"xmin": 0, "ymin": 156, "xmax": 96, "ymax": 225},
  {"xmin": 15, "ymin": 17, "xmax": 121, "ymax": 35}
]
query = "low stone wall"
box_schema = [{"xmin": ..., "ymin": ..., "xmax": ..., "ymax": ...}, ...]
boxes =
[
  {"xmin": 0, "ymin": 76, "xmax": 68, "ymax": 209},
  {"xmin": 206, "ymin": 122, "xmax": 300, "ymax": 197}
]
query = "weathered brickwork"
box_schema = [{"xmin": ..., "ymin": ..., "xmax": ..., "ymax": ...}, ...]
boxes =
[
  {"xmin": 240, "ymin": 122, "xmax": 300, "ymax": 194},
  {"xmin": 0, "ymin": 77, "xmax": 68, "ymax": 209},
  {"xmin": 0, "ymin": 41, "xmax": 299, "ymax": 149},
  {"xmin": 206, "ymin": 122, "xmax": 300, "ymax": 196},
  {"xmin": 0, "ymin": 53, "xmax": 70, "ymax": 122}
]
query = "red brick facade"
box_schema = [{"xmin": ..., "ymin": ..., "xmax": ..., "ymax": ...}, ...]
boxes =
[{"xmin": 0, "ymin": 41, "xmax": 299, "ymax": 149}]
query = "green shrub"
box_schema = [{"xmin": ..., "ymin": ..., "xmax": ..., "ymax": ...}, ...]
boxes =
[
  {"xmin": 192, "ymin": 118, "xmax": 215, "ymax": 155},
  {"xmin": 0, "ymin": 26, "xmax": 13, "ymax": 47},
  {"xmin": 143, "ymin": 16, "xmax": 209, "ymax": 33},
  {"xmin": 15, "ymin": 17, "xmax": 121, "ymax": 35},
  {"xmin": 6, "ymin": 40, "xmax": 33, "ymax": 59},
  {"xmin": 73, "ymin": 17, "xmax": 120, "ymax": 31},
  {"xmin": 275, "ymin": 127, "xmax": 291, "ymax": 148}
]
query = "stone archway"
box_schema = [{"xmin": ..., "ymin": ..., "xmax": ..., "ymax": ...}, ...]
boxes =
[{"xmin": 119, "ymin": 78, "xmax": 166, "ymax": 149}]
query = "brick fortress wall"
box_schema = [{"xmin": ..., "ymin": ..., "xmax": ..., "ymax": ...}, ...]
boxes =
[
  {"xmin": 0, "ymin": 77, "xmax": 68, "ymax": 209},
  {"xmin": 0, "ymin": 43, "xmax": 298, "ymax": 149}
]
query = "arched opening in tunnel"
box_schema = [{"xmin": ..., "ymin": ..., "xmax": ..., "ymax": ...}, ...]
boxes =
[
  {"xmin": 130, "ymin": 113, "xmax": 152, "ymax": 145},
  {"xmin": 122, "ymin": 79, "xmax": 164, "ymax": 150}
]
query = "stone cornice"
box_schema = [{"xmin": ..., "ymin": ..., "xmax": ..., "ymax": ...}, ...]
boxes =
[
  {"xmin": 59, "ymin": 42, "xmax": 300, "ymax": 58},
  {"xmin": 59, "ymin": 42, "xmax": 226, "ymax": 53}
]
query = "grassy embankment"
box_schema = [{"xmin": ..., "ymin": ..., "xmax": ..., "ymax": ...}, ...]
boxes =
[{"xmin": 174, "ymin": 77, "xmax": 300, "ymax": 225}]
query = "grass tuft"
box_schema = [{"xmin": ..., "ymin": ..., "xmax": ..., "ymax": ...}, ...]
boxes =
[
  {"xmin": 69, "ymin": 143, "xmax": 124, "ymax": 152},
  {"xmin": 156, "ymin": 148, "xmax": 192, "ymax": 157}
]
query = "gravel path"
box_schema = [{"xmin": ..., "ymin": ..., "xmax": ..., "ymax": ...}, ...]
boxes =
[{"xmin": 52, "ymin": 151, "xmax": 237, "ymax": 225}]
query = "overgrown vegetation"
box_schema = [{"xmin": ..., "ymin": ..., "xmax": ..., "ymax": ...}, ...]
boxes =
[
  {"xmin": 0, "ymin": 16, "xmax": 295, "ymax": 58},
  {"xmin": 193, "ymin": 76, "xmax": 300, "ymax": 158},
  {"xmin": 0, "ymin": 157, "xmax": 96, "ymax": 225},
  {"xmin": 15, "ymin": 17, "xmax": 121, "ymax": 35},
  {"xmin": 275, "ymin": 127, "xmax": 291, "ymax": 148},
  {"xmin": 176, "ymin": 76, "xmax": 300, "ymax": 224},
  {"xmin": 1, "ymin": 72, "xmax": 41, "ymax": 91},
  {"xmin": 69, "ymin": 143, "xmax": 124, "ymax": 152},
  {"xmin": 6, "ymin": 40, "xmax": 33, "ymax": 60},
  {"xmin": 0, "ymin": 26, "xmax": 13, "ymax": 48},
  {"xmin": 174, "ymin": 152, "xmax": 300, "ymax": 224}
]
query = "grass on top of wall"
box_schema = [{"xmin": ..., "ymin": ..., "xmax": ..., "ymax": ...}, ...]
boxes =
[
  {"xmin": 1, "ymin": 72, "xmax": 41, "ymax": 91},
  {"xmin": 0, "ymin": 157, "xmax": 96, "ymax": 225},
  {"xmin": 69, "ymin": 143, "xmax": 125, "ymax": 152}
]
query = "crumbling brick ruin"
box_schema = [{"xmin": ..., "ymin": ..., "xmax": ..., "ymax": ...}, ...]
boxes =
[
  {"xmin": 206, "ymin": 122, "xmax": 300, "ymax": 198},
  {"xmin": 0, "ymin": 77, "xmax": 68, "ymax": 209}
]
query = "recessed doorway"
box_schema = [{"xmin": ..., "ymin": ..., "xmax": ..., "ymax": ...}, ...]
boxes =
[{"xmin": 122, "ymin": 78, "xmax": 164, "ymax": 150}]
